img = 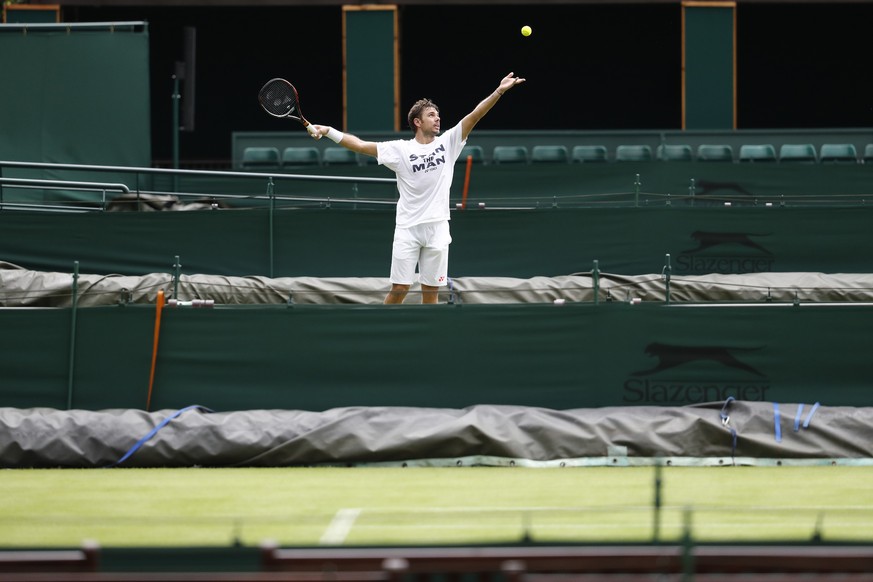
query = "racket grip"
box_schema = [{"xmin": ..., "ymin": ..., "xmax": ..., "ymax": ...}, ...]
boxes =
[{"xmin": 306, "ymin": 124, "xmax": 318, "ymax": 137}]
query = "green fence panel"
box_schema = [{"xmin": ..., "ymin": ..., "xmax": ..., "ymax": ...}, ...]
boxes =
[
  {"xmin": 2, "ymin": 304, "xmax": 872, "ymax": 411},
  {"xmin": 1, "ymin": 206, "xmax": 872, "ymax": 278},
  {"xmin": 0, "ymin": 309, "xmax": 70, "ymax": 408}
]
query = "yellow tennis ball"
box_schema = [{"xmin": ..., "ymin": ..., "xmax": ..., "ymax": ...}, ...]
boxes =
[{"xmin": 521, "ymin": 25, "xmax": 532, "ymax": 37}]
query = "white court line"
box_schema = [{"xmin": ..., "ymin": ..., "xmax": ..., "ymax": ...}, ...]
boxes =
[{"xmin": 319, "ymin": 508, "xmax": 361, "ymax": 545}]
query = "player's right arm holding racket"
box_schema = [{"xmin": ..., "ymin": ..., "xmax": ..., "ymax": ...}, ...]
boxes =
[{"xmin": 308, "ymin": 125, "xmax": 378, "ymax": 157}]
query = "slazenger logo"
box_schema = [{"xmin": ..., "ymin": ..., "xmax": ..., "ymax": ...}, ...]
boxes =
[
  {"xmin": 676, "ymin": 230, "xmax": 775, "ymax": 274},
  {"xmin": 623, "ymin": 342, "xmax": 771, "ymax": 404}
]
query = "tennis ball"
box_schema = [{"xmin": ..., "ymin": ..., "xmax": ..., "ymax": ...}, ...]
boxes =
[{"xmin": 521, "ymin": 25, "xmax": 532, "ymax": 37}]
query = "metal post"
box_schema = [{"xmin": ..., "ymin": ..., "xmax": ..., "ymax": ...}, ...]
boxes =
[
  {"xmin": 681, "ymin": 507, "xmax": 694, "ymax": 582},
  {"xmin": 267, "ymin": 177, "xmax": 275, "ymax": 278},
  {"xmin": 66, "ymin": 261, "xmax": 79, "ymax": 410},
  {"xmin": 173, "ymin": 255, "xmax": 181, "ymax": 300},
  {"xmin": 689, "ymin": 178, "xmax": 696, "ymax": 207},
  {"xmin": 172, "ymin": 74, "xmax": 181, "ymax": 193},
  {"xmin": 634, "ymin": 174, "xmax": 641, "ymax": 207},
  {"xmin": 664, "ymin": 253, "xmax": 672, "ymax": 305},
  {"xmin": 652, "ymin": 463, "xmax": 662, "ymax": 543},
  {"xmin": 592, "ymin": 259, "xmax": 600, "ymax": 305}
]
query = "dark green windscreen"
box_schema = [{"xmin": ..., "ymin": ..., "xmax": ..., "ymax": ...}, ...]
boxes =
[
  {"xmin": 2, "ymin": 303, "xmax": 872, "ymax": 411},
  {"xmin": 2, "ymin": 205, "xmax": 872, "ymax": 278},
  {"xmin": 684, "ymin": 4, "xmax": 735, "ymax": 129},
  {"xmin": 344, "ymin": 7, "xmax": 397, "ymax": 132},
  {"xmin": 0, "ymin": 27, "xmax": 151, "ymax": 171}
]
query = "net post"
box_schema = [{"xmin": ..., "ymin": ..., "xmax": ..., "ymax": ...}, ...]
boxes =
[
  {"xmin": 681, "ymin": 506, "xmax": 695, "ymax": 582},
  {"xmin": 172, "ymin": 255, "xmax": 181, "ymax": 300},
  {"xmin": 663, "ymin": 253, "xmax": 672, "ymax": 304},
  {"xmin": 592, "ymin": 259, "xmax": 600, "ymax": 305},
  {"xmin": 634, "ymin": 173, "xmax": 641, "ymax": 206},
  {"xmin": 66, "ymin": 260, "xmax": 80, "ymax": 410},
  {"xmin": 267, "ymin": 177, "xmax": 275, "ymax": 278}
]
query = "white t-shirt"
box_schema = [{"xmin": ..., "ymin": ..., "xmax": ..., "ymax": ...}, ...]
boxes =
[{"xmin": 377, "ymin": 124, "xmax": 466, "ymax": 229}]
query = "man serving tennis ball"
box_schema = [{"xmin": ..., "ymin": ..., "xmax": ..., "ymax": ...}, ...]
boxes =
[{"xmin": 309, "ymin": 72, "xmax": 525, "ymax": 305}]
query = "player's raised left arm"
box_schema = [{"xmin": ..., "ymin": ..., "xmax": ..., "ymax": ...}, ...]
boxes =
[{"xmin": 460, "ymin": 72, "xmax": 526, "ymax": 140}]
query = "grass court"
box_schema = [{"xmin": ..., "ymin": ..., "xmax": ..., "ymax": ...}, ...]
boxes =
[{"xmin": 3, "ymin": 466, "xmax": 872, "ymax": 548}]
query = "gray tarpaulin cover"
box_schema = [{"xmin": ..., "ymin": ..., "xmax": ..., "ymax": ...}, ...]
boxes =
[
  {"xmin": 3, "ymin": 261, "xmax": 873, "ymax": 306},
  {"xmin": 2, "ymin": 402, "xmax": 872, "ymax": 469}
]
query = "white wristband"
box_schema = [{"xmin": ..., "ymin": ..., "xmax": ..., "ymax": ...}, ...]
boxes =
[{"xmin": 326, "ymin": 127, "xmax": 344, "ymax": 143}]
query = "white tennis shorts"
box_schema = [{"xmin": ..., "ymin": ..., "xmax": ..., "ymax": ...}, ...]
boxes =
[{"xmin": 389, "ymin": 220, "xmax": 452, "ymax": 287}]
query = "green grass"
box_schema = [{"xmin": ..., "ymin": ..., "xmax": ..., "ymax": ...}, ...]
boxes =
[{"xmin": 2, "ymin": 466, "xmax": 872, "ymax": 547}]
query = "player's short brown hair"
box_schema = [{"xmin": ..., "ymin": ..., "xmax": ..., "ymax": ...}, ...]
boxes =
[{"xmin": 407, "ymin": 98, "xmax": 438, "ymax": 134}]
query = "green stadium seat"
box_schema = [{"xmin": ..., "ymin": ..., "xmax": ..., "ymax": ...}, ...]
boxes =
[
  {"xmin": 697, "ymin": 144, "xmax": 734, "ymax": 162},
  {"xmin": 819, "ymin": 143, "xmax": 858, "ymax": 163},
  {"xmin": 322, "ymin": 147, "xmax": 357, "ymax": 165},
  {"xmin": 779, "ymin": 144, "xmax": 817, "ymax": 163},
  {"xmin": 738, "ymin": 144, "xmax": 777, "ymax": 163},
  {"xmin": 864, "ymin": 144, "xmax": 873, "ymax": 163},
  {"xmin": 571, "ymin": 145, "xmax": 608, "ymax": 163},
  {"xmin": 241, "ymin": 147, "xmax": 281, "ymax": 170},
  {"xmin": 615, "ymin": 144, "xmax": 652, "ymax": 162},
  {"xmin": 281, "ymin": 147, "xmax": 321, "ymax": 166},
  {"xmin": 457, "ymin": 145, "xmax": 485, "ymax": 164},
  {"xmin": 656, "ymin": 144, "xmax": 693, "ymax": 162},
  {"xmin": 531, "ymin": 145, "xmax": 569, "ymax": 163},
  {"xmin": 492, "ymin": 145, "xmax": 529, "ymax": 164}
]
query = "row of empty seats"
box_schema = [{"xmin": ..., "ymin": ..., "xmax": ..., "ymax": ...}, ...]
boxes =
[
  {"xmin": 242, "ymin": 143, "xmax": 873, "ymax": 169},
  {"xmin": 241, "ymin": 146, "xmax": 368, "ymax": 169},
  {"xmin": 477, "ymin": 143, "xmax": 873, "ymax": 164}
]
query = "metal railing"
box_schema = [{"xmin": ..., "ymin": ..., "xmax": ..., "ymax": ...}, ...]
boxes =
[
  {"xmin": 0, "ymin": 21, "xmax": 148, "ymax": 32},
  {"xmin": 0, "ymin": 177, "xmax": 130, "ymax": 213},
  {"xmin": 0, "ymin": 160, "xmax": 398, "ymax": 212}
]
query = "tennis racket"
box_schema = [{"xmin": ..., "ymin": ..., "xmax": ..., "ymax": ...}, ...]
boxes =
[{"xmin": 258, "ymin": 78, "xmax": 317, "ymax": 136}]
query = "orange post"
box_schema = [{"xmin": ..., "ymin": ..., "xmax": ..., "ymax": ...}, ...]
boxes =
[
  {"xmin": 146, "ymin": 290, "xmax": 165, "ymax": 411},
  {"xmin": 461, "ymin": 154, "xmax": 473, "ymax": 210}
]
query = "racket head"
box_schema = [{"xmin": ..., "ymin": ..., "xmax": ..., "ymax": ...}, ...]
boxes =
[{"xmin": 258, "ymin": 78, "xmax": 308, "ymax": 123}]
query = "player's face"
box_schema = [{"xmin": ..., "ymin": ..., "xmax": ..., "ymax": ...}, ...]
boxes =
[{"xmin": 418, "ymin": 107, "xmax": 440, "ymax": 136}]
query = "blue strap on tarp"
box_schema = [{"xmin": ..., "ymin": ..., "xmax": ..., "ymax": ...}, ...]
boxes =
[
  {"xmin": 794, "ymin": 403, "xmax": 805, "ymax": 432},
  {"xmin": 720, "ymin": 397, "xmax": 737, "ymax": 460},
  {"xmin": 773, "ymin": 402, "xmax": 782, "ymax": 443},
  {"xmin": 106, "ymin": 405, "xmax": 213, "ymax": 468},
  {"xmin": 803, "ymin": 401, "xmax": 820, "ymax": 429},
  {"xmin": 793, "ymin": 401, "xmax": 821, "ymax": 432},
  {"xmin": 720, "ymin": 396, "xmax": 734, "ymax": 424}
]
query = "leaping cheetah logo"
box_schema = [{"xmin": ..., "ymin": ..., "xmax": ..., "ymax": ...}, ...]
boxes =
[
  {"xmin": 682, "ymin": 231, "xmax": 773, "ymax": 255},
  {"xmin": 633, "ymin": 343, "xmax": 765, "ymax": 377}
]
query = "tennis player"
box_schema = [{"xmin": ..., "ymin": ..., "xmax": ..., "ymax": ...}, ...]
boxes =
[{"xmin": 309, "ymin": 72, "xmax": 525, "ymax": 304}]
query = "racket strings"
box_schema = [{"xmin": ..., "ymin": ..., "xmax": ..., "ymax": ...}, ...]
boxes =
[{"xmin": 259, "ymin": 80, "xmax": 299, "ymax": 117}]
